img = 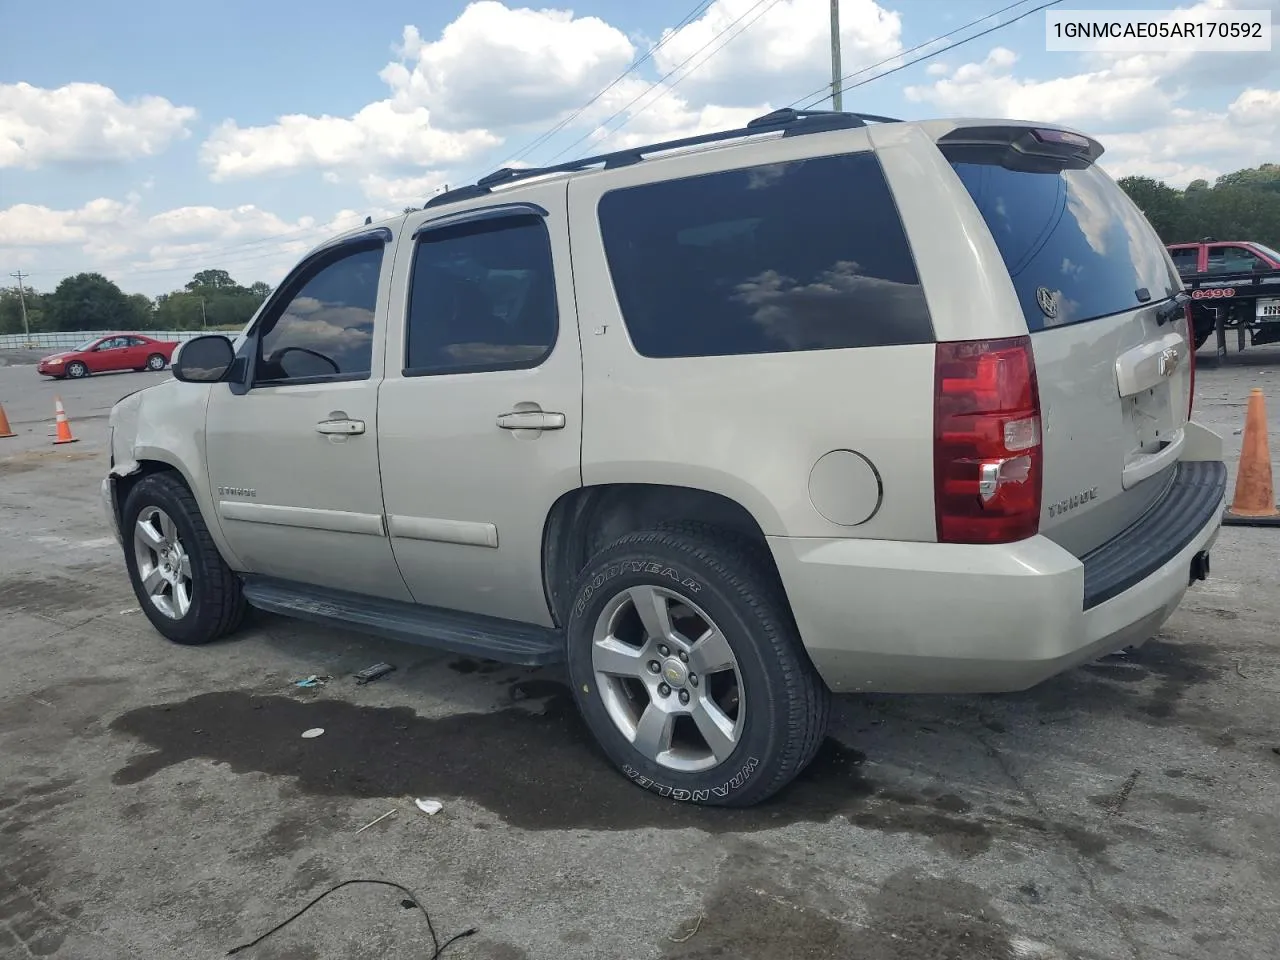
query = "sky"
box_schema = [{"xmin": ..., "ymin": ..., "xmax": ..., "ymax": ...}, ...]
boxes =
[{"xmin": 1, "ymin": 0, "xmax": 1277, "ymax": 297}]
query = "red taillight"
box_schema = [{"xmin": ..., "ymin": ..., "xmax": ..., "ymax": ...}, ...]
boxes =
[
  {"xmin": 1184, "ymin": 302, "xmax": 1196, "ymax": 420},
  {"xmin": 933, "ymin": 336, "xmax": 1043, "ymax": 544}
]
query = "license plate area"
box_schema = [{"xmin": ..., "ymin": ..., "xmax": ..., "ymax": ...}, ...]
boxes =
[
  {"xmin": 1257, "ymin": 298, "xmax": 1280, "ymax": 322},
  {"xmin": 1123, "ymin": 383, "xmax": 1177, "ymax": 457}
]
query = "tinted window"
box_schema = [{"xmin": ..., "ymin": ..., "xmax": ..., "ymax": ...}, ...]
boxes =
[
  {"xmin": 1169, "ymin": 247, "xmax": 1199, "ymax": 275},
  {"xmin": 405, "ymin": 215, "xmax": 558, "ymax": 375},
  {"xmin": 1207, "ymin": 246, "xmax": 1266, "ymax": 274},
  {"xmin": 597, "ymin": 152, "xmax": 932, "ymax": 359},
  {"xmin": 256, "ymin": 243, "xmax": 383, "ymax": 385},
  {"xmin": 946, "ymin": 157, "xmax": 1180, "ymax": 330}
]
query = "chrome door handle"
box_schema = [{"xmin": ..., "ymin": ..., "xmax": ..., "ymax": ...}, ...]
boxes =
[
  {"xmin": 496, "ymin": 411, "xmax": 566, "ymax": 431},
  {"xmin": 316, "ymin": 418, "xmax": 365, "ymax": 435}
]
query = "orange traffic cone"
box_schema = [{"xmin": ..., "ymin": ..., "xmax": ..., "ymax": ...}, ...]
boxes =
[
  {"xmin": 52, "ymin": 397, "xmax": 78, "ymax": 445},
  {"xmin": 0, "ymin": 402, "xmax": 14, "ymax": 439},
  {"xmin": 1223, "ymin": 388, "xmax": 1279, "ymax": 526}
]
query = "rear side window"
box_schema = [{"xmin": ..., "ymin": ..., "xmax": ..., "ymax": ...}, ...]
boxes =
[
  {"xmin": 945, "ymin": 155, "xmax": 1180, "ymax": 330},
  {"xmin": 597, "ymin": 152, "xmax": 933, "ymax": 359}
]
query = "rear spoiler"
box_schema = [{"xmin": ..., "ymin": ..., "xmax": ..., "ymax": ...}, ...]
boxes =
[{"xmin": 936, "ymin": 125, "xmax": 1104, "ymax": 173}]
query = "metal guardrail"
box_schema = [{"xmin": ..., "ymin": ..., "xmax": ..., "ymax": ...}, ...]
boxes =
[{"xmin": 0, "ymin": 330, "xmax": 206, "ymax": 350}]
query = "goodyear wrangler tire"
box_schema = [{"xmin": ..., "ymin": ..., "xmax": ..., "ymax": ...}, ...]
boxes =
[{"xmin": 565, "ymin": 525, "xmax": 830, "ymax": 807}]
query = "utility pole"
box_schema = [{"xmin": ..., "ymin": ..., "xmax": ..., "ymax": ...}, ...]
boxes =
[
  {"xmin": 830, "ymin": 0, "xmax": 843, "ymax": 111},
  {"xmin": 8, "ymin": 270, "xmax": 31, "ymax": 340},
  {"xmin": 199, "ymin": 296, "xmax": 207, "ymax": 330}
]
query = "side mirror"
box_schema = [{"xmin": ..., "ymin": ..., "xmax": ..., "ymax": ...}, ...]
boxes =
[{"xmin": 172, "ymin": 335, "xmax": 236, "ymax": 383}]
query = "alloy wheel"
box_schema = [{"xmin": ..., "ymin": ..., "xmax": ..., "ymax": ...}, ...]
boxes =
[
  {"xmin": 133, "ymin": 506, "xmax": 193, "ymax": 620},
  {"xmin": 591, "ymin": 584, "xmax": 745, "ymax": 773}
]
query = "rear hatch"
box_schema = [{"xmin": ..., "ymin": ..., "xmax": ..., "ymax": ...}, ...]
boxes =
[{"xmin": 938, "ymin": 126, "xmax": 1191, "ymax": 558}]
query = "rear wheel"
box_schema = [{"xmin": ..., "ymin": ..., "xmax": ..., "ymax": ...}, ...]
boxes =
[
  {"xmin": 66, "ymin": 361, "xmax": 88, "ymax": 379},
  {"xmin": 147, "ymin": 353, "xmax": 167, "ymax": 371},
  {"xmin": 566, "ymin": 525, "xmax": 830, "ymax": 806},
  {"xmin": 121, "ymin": 471, "xmax": 246, "ymax": 645}
]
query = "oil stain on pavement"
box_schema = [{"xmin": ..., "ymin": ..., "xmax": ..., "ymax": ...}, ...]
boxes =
[
  {"xmin": 110, "ymin": 685, "xmax": 875, "ymax": 834},
  {"xmin": 108, "ymin": 684, "xmax": 1111, "ymax": 861}
]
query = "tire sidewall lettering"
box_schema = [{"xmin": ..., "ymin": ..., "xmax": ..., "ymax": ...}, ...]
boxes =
[
  {"xmin": 574, "ymin": 558, "xmax": 702, "ymax": 617},
  {"xmin": 621, "ymin": 756, "xmax": 760, "ymax": 803}
]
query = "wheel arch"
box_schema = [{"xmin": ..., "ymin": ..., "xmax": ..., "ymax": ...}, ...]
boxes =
[
  {"xmin": 541, "ymin": 483, "xmax": 782, "ymax": 628},
  {"xmin": 110, "ymin": 452, "xmax": 245, "ymax": 572}
]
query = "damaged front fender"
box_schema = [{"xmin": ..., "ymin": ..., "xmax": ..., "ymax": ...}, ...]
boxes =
[{"xmin": 102, "ymin": 379, "xmax": 245, "ymax": 569}]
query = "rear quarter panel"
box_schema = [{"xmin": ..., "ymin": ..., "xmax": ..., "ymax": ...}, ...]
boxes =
[{"xmin": 568, "ymin": 128, "xmax": 937, "ymax": 541}]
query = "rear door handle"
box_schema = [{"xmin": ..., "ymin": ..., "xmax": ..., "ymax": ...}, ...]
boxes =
[
  {"xmin": 496, "ymin": 411, "xmax": 566, "ymax": 431},
  {"xmin": 316, "ymin": 418, "xmax": 366, "ymax": 436}
]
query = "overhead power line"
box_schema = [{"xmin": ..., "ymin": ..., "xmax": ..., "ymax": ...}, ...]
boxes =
[
  {"xmin": 787, "ymin": 0, "xmax": 1035, "ymax": 110},
  {"xmin": 542, "ymin": 0, "xmax": 784, "ymax": 166},
  {"xmin": 796, "ymin": 0, "xmax": 1065, "ymax": 110}
]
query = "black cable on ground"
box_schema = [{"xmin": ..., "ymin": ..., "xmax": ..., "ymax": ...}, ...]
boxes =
[{"xmin": 225, "ymin": 878, "xmax": 477, "ymax": 958}]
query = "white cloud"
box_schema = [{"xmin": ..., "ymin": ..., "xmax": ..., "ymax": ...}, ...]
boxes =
[
  {"xmin": 908, "ymin": 27, "xmax": 1278, "ymax": 190},
  {"xmin": 0, "ymin": 81, "xmax": 196, "ymax": 169},
  {"xmin": 201, "ymin": 100, "xmax": 498, "ymax": 181},
  {"xmin": 383, "ymin": 3, "xmax": 636, "ymax": 130},
  {"xmin": 905, "ymin": 47, "xmax": 1173, "ymax": 126},
  {"xmin": 359, "ymin": 171, "xmax": 449, "ymax": 206},
  {"xmin": 1229, "ymin": 87, "xmax": 1280, "ymax": 125},
  {"xmin": 1098, "ymin": 90, "xmax": 1280, "ymax": 186},
  {"xmin": 0, "ymin": 197, "xmax": 383, "ymax": 294},
  {"xmin": 1091, "ymin": 0, "xmax": 1280, "ymax": 87},
  {"xmin": 197, "ymin": 2, "xmax": 640, "ymax": 182},
  {"xmin": 585, "ymin": 76, "xmax": 769, "ymax": 153},
  {"xmin": 651, "ymin": 0, "xmax": 903, "ymax": 106}
]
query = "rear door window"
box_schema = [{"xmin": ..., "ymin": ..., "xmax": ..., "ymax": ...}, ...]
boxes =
[
  {"xmin": 1207, "ymin": 245, "xmax": 1267, "ymax": 274},
  {"xmin": 1169, "ymin": 247, "xmax": 1200, "ymax": 277},
  {"xmin": 944, "ymin": 155, "xmax": 1180, "ymax": 330},
  {"xmin": 597, "ymin": 152, "xmax": 933, "ymax": 359}
]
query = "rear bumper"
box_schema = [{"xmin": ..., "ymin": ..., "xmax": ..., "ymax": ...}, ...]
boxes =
[{"xmin": 770, "ymin": 459, "xmax": 1227, "ymax": 695}]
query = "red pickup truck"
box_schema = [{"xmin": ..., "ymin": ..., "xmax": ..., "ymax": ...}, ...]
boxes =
[{"xmin": 1167, "ymin": 239, "xmax": 1280, "ymax": 353}]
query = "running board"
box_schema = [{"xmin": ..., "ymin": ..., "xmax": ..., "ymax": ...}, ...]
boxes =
[{"xmin": 240, "ymin": 576, "xmax": 565, "ymax": 666}]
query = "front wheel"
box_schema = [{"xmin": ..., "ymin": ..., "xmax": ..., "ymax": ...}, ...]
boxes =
[
  {"xmin": 566, "ymin": 526, "xmax": 830, "ymax": 807},
  {"xmin": 66, "ymin": 361, "xmax": 88, "ymax": 378},
  {"xmin": 121, "ymin": 471, "xmax": 246, "ymax": 645},
  {"xmin": 146, "ymin": 353, "xmax": 167, "ymax": 371}
]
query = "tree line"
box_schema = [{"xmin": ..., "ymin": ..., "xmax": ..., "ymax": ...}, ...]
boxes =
[
  {"xmin": 1117, "ymin": 163, "xmax": 1280, "ymax": 250},
  {"xmin": 1, "ymin": 163, "xmax": 1276, "ymax": 337},
  {"xmin": 0, "ymin": 269, "xmax": 271, "ymax": 337}
]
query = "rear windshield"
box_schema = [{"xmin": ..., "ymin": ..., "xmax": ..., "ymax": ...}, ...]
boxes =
[{"xmin": 944, "ymin": 156, "xmax": 1180, "ymax": 331}]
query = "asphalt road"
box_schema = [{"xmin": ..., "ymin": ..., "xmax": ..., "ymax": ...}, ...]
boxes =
[{"xmin": 1, "ymin": 348, "xmax": 1278, "ymax": 960}]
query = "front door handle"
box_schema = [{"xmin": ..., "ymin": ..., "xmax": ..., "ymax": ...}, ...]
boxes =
[
  {"xmin": 496, "ymin": 411, "xmax": 566, "ymax": 431},
  {"xmin": 316, "ymin": 418, "xmax": 366, "ymax": 436}
]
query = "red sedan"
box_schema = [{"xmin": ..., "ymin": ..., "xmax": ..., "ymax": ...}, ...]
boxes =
[{"xmin": 37, "ymin": 333, "xmax": 180, "ymax": 379}]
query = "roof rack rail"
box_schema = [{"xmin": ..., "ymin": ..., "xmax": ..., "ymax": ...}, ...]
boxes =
[{"xmin": 425, "ymin": 107, "xmax": 901, "ymax": 209}]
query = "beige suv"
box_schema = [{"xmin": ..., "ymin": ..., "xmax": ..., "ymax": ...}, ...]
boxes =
[{"xmin": 103, "ymin": 109, "xmax": 1227, "ymax": 806}]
